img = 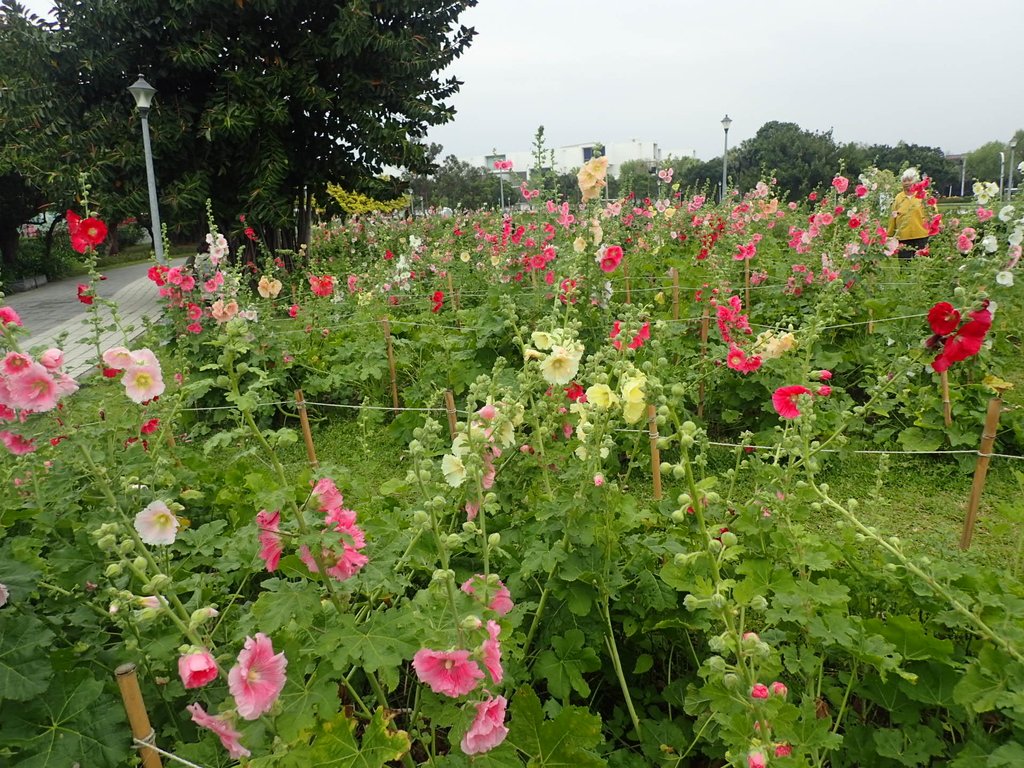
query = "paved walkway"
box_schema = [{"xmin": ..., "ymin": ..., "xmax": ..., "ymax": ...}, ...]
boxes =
[{"xmin": 3, "ymin": 259, "xmax": 185, "ymax": 379}]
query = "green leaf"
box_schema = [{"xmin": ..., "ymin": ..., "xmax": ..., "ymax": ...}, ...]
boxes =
[
  {"xmin": 633, "ymin": 654, "xmax": 653, "ymax": 675},
  {"xmin": 252, "ymin": 578, "xmax": 324, "ymax": 634},
  {"xmin": 291, "ymin": 708, "xmax": 410, "ymax": 767},
  {"xmin": 506, "ymin": 686, "xmax": 605, "ymax": 767},
  {"xmin": 873, "ymin": 724, "xmax": 944, "ymax": 766},
  {"xmin": 0, "ymin": 615, "xmax": 53, "ymax": 701},
  {"xmin": 898, "ymin": 426, "xmax": 943, "ymax": 453},
  {"xmin": 320, "ymin": 610, "xmax": 418, "ymax": 690},
  {"xmin": 534, "ymin": 629, "xmax": 601, "ymax": 700},
  {"xmin": 0, "ymin": 671, "xmax": 126, "ymax": 766},
  {"xmin": 862, "ymin": 615, "xmax": 954, "ymax": 663}
]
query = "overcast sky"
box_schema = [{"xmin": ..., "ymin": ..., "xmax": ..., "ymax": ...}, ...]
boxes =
[{"xmin": 18, "ymin": 0, "xmax": 1023, "ymax": 162}]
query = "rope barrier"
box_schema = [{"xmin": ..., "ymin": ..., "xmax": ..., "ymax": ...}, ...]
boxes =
[
  {"xmin": 132, "ymin": 737, "xmax": 209, "ymax": 768},
  {"xmin": 178, "ymin": 398, "xmax": 471, "ymax": 415}
]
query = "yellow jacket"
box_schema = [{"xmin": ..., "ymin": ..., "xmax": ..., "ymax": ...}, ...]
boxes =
[{"xmin": 887, "ymin": 192, "xmax": 931, "ymax": 240}]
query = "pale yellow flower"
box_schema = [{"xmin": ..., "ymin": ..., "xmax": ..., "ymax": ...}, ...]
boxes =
[
  {"xmin": 257, "ymin": 275, "xmax": 283, "ymax": 299},
  {"xmin": 586, "ymin": 383, "xmax": 619, "ymax": 409},
  {"xmin": 531, "ymin": 331, "xmax": 555, "ymax": 351},
  {"xmin": 540, "ymin": 344, "xmax": 583, "ymax": 385},
  {"xmin": 763, "ymin": 332, "xmax": 796, "ymax": 360},
  {"xmin": 573, "ymin": 236, "xmax": 587, "ymax": 253},
  {"xmin": 441, "ymin": 454, "xmax": 467, "ymax": 487},
  {"xmin": 590, "ymin": 220, "xmax": 603, "ymax": 247},
  {"xmin": 620, "ymin": 374, "xmax": 647, "ymax": 424},
  {"xmin": 460, "ymin": 251, "xmax": 471, "ymax": 263},
  {"xmin": 664, "ymin": 207, "xmax": 676, "ymax": 220}
]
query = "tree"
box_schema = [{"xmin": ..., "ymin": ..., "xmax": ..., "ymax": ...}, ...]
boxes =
[
  {"xmin": 617, "ymin": 159, "xmax": 657, "ymax": 201},
  {"xmin": 730, "ymin": 121, "xmax": 838, "ymax": 200},
  {"xmin": 2, "ymin": 0, "xmax": 478, "ymax": 264},
  {"xmin": 427, "ymin": 154, "xmax": 499, "ymax": 210},
  {"xmin": 966, "ymin": 132, "xmax": 1022, "ymax": 189}
]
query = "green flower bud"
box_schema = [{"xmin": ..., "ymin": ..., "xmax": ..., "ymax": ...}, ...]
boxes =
[
  {"xmin": 749, "ymin": 595, "xmax": 768, "ymax": 611},
  {"xmin": 96, "ymin": 535, "xmax": 117, "ymax": 553},
  {"xmin": 487, "ymin": 533, "xmax": 501, "ymax": 548},
  {"xmin": 720, "ymin": 531, "xmax": 738, "ymax": 547},
  {"xmin": 104, "ymin": 563, "xmax": 123, "ymax": 578},
  {"xmin": 722, "ymin": 672, "xmax": 740, "ymax": 689}
]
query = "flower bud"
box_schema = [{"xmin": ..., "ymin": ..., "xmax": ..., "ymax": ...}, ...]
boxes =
[
  {"xmin": 132, "ymin": 556, "xmax": 148, "ymax": 573},
  {"xmin": 104, "ymin": 563, "xmax": 123, "ymax": 578},
  {"xmin": 749, "ymin": 595, "xmax": 768, "ymax": 611},
  {"xmin": 720, "ymin": 531, "xmax": 738, "ymax": 547},
  {"xmin": 96, "ymin": 535, "xmax": 117, "ymax": 553},
  {"xmin": 118, "ymin": 538, "xmax": 136, "ymax": 555},
  {"xmin": 722, "ymin": 672, "xmax": 740, "ymax": 689},
  {"xmin": 460, "ymin": 615, "xmax": 483, "ymax": 630},
  {"xmin": 487, "ymin": 533, "xmax": 501, "ymax": 547}
]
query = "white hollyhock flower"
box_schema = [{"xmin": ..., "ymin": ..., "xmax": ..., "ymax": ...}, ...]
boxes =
[{"xmin": 996, "ymin": 271, "xmax": 1014, "ymax": 287}]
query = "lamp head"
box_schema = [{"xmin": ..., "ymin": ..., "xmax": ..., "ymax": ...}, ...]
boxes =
[
  {"xmin": 1011, "ymin": 137, "xmax": 1018, "ymax": 150},
  {"xmin": 127, "ymin": 74, "xmax": 156, "ymax": 111},
  {"xmin": 721, "ymin": 114, "xmax": 732, "ymax": 132}
]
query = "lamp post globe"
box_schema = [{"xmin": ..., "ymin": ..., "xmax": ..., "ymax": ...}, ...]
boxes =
[
  {"xmin": 720, "ymin": 114, "xmax": 732, "ymax": 203},
  {"xmin": 127, "ymin": 75, "xmax": 165, "ymax": 264}
]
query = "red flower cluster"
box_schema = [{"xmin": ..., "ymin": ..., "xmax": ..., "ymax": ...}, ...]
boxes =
[
  {"xmin": 66, "ymin": 210, "xmax": 108, "ymax": 254},
  {"xmin": 610, "ymin": 320, "xmax": 650, "ymax": 350},
  {"xmin": 926, "ymin": 301, "xmax": 992, "ymax": 373},
  {"xmin": 77, "ymin": 284, "xmax": 94, "ymax": 305},
  {"xmin": 308, "ymin": 275, "xmax": 335, "ymax": 297},
  {"xmin": 431, "ymin": 290, "xmax": 444, "ymax": 313}
]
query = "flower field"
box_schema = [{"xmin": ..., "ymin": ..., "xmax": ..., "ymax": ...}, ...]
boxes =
[{"xmin": 1, "ymin": 164, "xmax": 1023, "ymax": 767}]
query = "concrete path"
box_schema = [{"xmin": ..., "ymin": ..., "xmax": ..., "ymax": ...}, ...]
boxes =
[{"xmin": 2, "ymin": 258, "xmax": 186, "ymax": 379}]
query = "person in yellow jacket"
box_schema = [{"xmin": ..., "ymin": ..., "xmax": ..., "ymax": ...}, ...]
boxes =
[{"xmin": 887, "ymin": 167, "xmax": 934, "ymax": 259}]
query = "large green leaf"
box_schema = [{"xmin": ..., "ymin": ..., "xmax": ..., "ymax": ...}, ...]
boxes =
[
  {"xmin": 0, "ymin": 615, "xmax": 53, "ymax": 701},
  {"xmin": 290, "ymin": 708, "xmax": 410, "ymax": 768},
  {"xmin": 506, "ymin": 686, "xmax": 605, "ymax": 767},
  {"xmin": 0, "ymin": 670, "xmax": 126, "ymax": 766},
  {"xmin": 534, "ymin": 629, "xmax": 601, "ymax": 701}
]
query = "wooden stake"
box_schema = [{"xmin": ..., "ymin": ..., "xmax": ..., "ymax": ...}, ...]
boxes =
[
  {"xmin": 647, "ymin": 404, "xmax": 662, "ymax": 501},
  {"xmin": 697, "ymin": 307, "xmax": 710, "ymax": 419},
  {"xmin": 381, "ymin": 317, "xmax": 400, "ymax": 411},
  {"xmin": 960, "ymin": 396, "xmax": 1002, "ymax": 550},
  {"xmin": 444, "ymin": 389, "xmax": 458, "ymax": 440},
  {"xmin": 624, "ymin": 261, "xmax": 632, "ymax": 304},
  {"xmin": 115, "ymin": 663, "xmax": 162, "ymax": 768},
  {"xmin": 940, "ymin": 371, "xmax": 952, "ymax": 428},
  {"xmin": 295, "ymin": 389, "xmax": 319, "ymax": 468},
  {"xmin": 671, "ymin": 267, "xmax": 680, "ymax": 321},
  {"xmin": 447, "ymin": 272, "xmax": 460, "ymax": 311},
  {"xmin": 868, "ymin": 308, "xmax": 874, "ymax": 334}
]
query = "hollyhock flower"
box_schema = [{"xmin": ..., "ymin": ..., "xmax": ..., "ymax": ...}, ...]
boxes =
[
  {"xmin": 311, "ymin": 477, "xmax": 344, "ymax": 513},
  {"xmin": 539, "ymin": 344, "xmax": 583, "ymax": 386},
  {"xmin": 2, "ymin": 351, "xmax": 31, "ymax": 376},
  {"xmin": 775, "ymin": 743, "xmax": 793, "ymax": 757},
  {"xmin": 855, "ymin": 184, "xmax": 868, "ymax": 197},
  {"xmin": 134, "ymin": 500, "xmax": 179, "ymax": 545},
  {"xmin": 621, "ymin": 374, "xmax": 647, "ymax": 424},
  {"xmin": 7, "ymin": 363, "xmax": 59, "ymax": 412},
  {"xmin": 481, "ymin": 620, "xmax": 503, "ymax": 683},
  {"xmin": 67, "ymin": 210, "xmax": 108, "ymax": 253},
  {"xmin": 412, "ymin": 649, "xmax": 484, "ymax": 697},
  {"xmin": 928, "ymin": 302, "xmax": 961, "ymax": 336},
  {"xmin": 256, "ymin": 275, "xmax": 282, "ymax": 298},
  {"xmin": 102, "ymin": 346, "xmax": 134, "ymax": 370},
  {"xmin": 140, "ymin": 418, "xmax": 160, "ymax": 435},
  {"xmin": 593, "ymin": 473, "xmax": 605, "ymax": 487},
  {"xmin": 178, "ymin": 649, "xmax": 219, "ymax": 689},
  {"xmin": 461, "ymin": 575, "xmax": 514, "ymax": 616},
  {"xmin": 747, "ymin": 751, "xmax": 768, "ymax": 768},
  {"xmin": 308, "ymin": 275, "xmax": 335, "ymax": 297},
  {"xmin": 187, "ymin": 704, "xmax": 250, "ymax": 759},
  {"xmin": 996, "ymin": 270, "xmax": 1014, "ymax": 287},
  {"xmin": 816, "ymin": 385, "xmax": 832, "ymax": 397},
  {"xmin": 442, "ymin": 453, "xmax": 467, "ymax": 487},
  {"xmin": 228, "ymin": 633, "xmax": 288, "ymax": 719},
  {"xmin": 324, "ymin": 544, "xmax": 369, "ymax": 581},
  {"xmin": 431, "ymin": 290, "xmax": 445, "ymax": 313},
  {"xmin": 461, "ymin": 695, "xmax": 509, "ymax": 755},
  {"xmin": 0, "ymin": 431, "xmax": 36, "ymax": 455},
  {"xmin": 256, "ymin": 509, "xmax": 283, "ymax": 571},
  {"xmin": 772, "ymin": 385, "xmax": 812, "ymax": 420},
  {"xmin": 123, "ymin": 364, "xmax": 165, "ymax": 404},
  {"xmin": 598, "ymin": 244, "xmax": 623, "ymax": 272},
  {"xmin": 38, "ymin": 348, "xmax": 64, "ymax": 370},
  {"xmin": 770, "ymin": 681, "xmax": 788, "ymax": 697},
  {"xmin": 0, "ymin": 307, "xmax": 22, "ymax": 327},
  {"xmin": 210, "ymin": 299, "xmax": 239, "ymax": 323},
  {"xmin": 751, "ymin": 683, "xmax": 770, "ymax": 699},
  {"xmin": 832, "ymin": 175, "xmax": 849, "ymax": 194},
  {"xmin": 288, "ymin": 304, "xmax": 299, "ymax": 317},
  {"xmin": 76, "ymin": 284, "xmax": 94, "ymax": 305},
  {"xmin": 586, "ymin": 383, "xmax": 618, "ymax": 409},
  {"xmin": 564, "ymin": 383, "xmax": 587, "ymax": 403}
]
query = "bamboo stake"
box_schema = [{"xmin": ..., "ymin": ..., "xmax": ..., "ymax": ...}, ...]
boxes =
[
  {"xmin": 295, "ymin": 389, "xmax": 319, "ymax": 468},
  {"xmin": 115, "ymin": 663, "xmax": 162, "ymax": 768},
  {"xmin": 381, "ymin": 317, "xmax": 400, "ymax": 411},
  {"xmin": 624, "ymin": 261, "xmax": 632, "ymax": 304},
  {"xmin": 444, "ymin": 389, "xmax": 458, "ymax": 440},
  {"xmin": 960, "ymin": 396, "xmax": 1002, "ymax": 550},
  {"xmin": 867, "ymin": 308, "xmax": 874, "ymax": 334},
  {"xmin": 647, "ymin": 404, "xmax": 662, "ymax": 501},
  {"xmin": 697, "ymin": 307, "xmax": 710, "ymax": 419},
  {"xmin": 940, "ymin": 371, "xmax": 952, "ymax": 428},
  {"xmin": 447, "ymin": 272, "xmax": 460, "ymax": 311},
  {"xmin": 671, "ymin": 267, "xmax": 680, "ymax": 321}
]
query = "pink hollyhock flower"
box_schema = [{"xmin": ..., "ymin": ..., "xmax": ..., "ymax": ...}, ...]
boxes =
[
  {"xmin": 102, "ymin": 346, "xmax": 134, "ymax": 370},
  {"xmin": 772, "ymin": 385, "xmax": 812, "ymax": 420},
  {"xmin": 832, "ymin": 175, "xmax": 849, "ymax": 194},
  {"xmin": 0, "ymin": 306, "xmax": 22, "ymax": 326},
  {"xmin": 855, "ymin": 184, "xmax": 868, "ymax": 197},
  {"xmin": 228, "ymin": 633, "xmax": 288, "ymax": 720},
  {"xmin": 461, "ymin": 575, "xmax": 514, "ymax": 616},
  {"xmin": 770, "ymin": 680, "xmax": 788, "ymax": 697},
  {"xmin": 481, "ymin": 620, "xmax": 503, "ymax": 684},
  {"xmin": 134, "ymin": 500, "xmax": 180, "ymax": 545},
  {"xmin": 178, "ymin": 649, "xmax": 219, "ymax": 689},
  {"xmin": 478, "ymin": 403, "xmax": 497, "ymax": 421},
  {"xmin": 325, "ymin": 544, "xmax": 369, "ymax": 581},
  {"xmin": 818, "ymin": 369, "xmax": 833, "ymax": 381},
  {"xmin": 312, "ymin": 477, "xmax": 344, "ymax": 513},
  {"xmin": 38, "ymin": 348, "xmax": 64, "ymax": 370},
  {"xmin": 594, "ymin": 473, "xmax": 605, "ymax": 487},
  {"xmin": 187, "ymin": 703, "xmax": 250, "ymax": 759},
  {"xmin": 747, "ymin": 750, "xmax": 768, "ymax": 768},
  {"xmin": 308, "ymin": 275, "xmax": 335, "ymax": 297},
  {"xmin": 123, "ymin": 364, "xmax": 165, "ymax": 404},
  {"xmin": 7, "ymin": 362, "xmax": 59, "ymax": 412},
  {"xmin": 816, "ymin": 385, "xmax": 832, "ymax": 397},
  {"xmin": 751, "ymin": 683, "xmax": 770, "ymax": 699},
  {"xmin": 288, "ymin": 304, "xmax": 300, "ymax": 317},
  {"xmin": 461, "ymin": 695, "xmax": 509, "ymax": 755},
  {"xmin": 0, "ymin": 431, "xmax": 37, "ymax": 455},
  {"xmin": 2, "ymin": 351, "xmax": 32, "ymax": 376},
  {"xmin": 76, "ymin": 284, "xmax": 95, "ymax": 304},
  {"xmin": 256, "ymin": 510, "xmax": 283, "ymax": 571},
  {"xmin": 412, "ymin": 649, "xmax": 484, "ymax": 697},
  {"xmin": 210, "ymin": 299, "xmax": 239, "ymax": 323},
  {"xmin": 775, "ymin": 743, "xmax": 793, "ymax": 757},
  {"xmin": 599, "ymin": 245, "xmax": 623, "ymax": 272}
]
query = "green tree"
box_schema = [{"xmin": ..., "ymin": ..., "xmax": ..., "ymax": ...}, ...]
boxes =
[
  {"xmin": 966, "ymin": 132, "xmax": 1022, "ymax": 189},
  {"xmin": 427, "ymin": 154, "xmax": 499, "ymax": 210},
  {"xmin": 730, "ymin": 121, "xmax": 839, "ymax": 200},
  {"xmin": 2, "ymin": 0, "xmax": 478, "ymax": 264}
]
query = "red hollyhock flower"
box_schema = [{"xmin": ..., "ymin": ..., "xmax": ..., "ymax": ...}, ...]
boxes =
[
  {"xmin": 140, "ymin": 418, "xmax": 160, "ymax": 435},
  {"xmin": 564, "ymin": 382, "xmax": 586, "ymax": 403},
  {"xmin": 244, "ymin": 227, "xmax": 257, "ymax": 241},
  {"xmin": 431, "ymin": 291, "xmax": 444, "ymax": 313},
  {"xmin": 66, "ymin": 210, "xmax": 108, "ymax": 254},
  {"xmin": 772, "ymin": 385, "xmax": 812, "ymax": 419},
  {"xmin": 77, "ymin": 284, "xmax": 95, "ymax": 305},
  {"xmin": 927, "ymin": 302, "xmax": 960, "ymax": 336},
  {"xmin": 599, "ymin": 245, "xmax": 623, "ymax": 273}
]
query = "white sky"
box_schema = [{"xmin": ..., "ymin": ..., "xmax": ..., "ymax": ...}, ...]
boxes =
[{"xmin": 17, "ymin": 0, "xmax": 1023, "ymax": 161}]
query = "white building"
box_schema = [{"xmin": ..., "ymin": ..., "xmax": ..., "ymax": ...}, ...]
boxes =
[{"xmin": 467, "ymin": 139, "xmax": 696, "ymax": 180}]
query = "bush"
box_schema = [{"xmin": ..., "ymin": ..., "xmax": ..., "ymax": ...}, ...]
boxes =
[{"xmin": 4, "ymin": 235, "xmax": 81, "ymax": 282}]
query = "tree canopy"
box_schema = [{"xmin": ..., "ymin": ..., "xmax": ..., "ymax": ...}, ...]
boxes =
[{"xmin": 0, "ymin": 0, "xmax": 477, "ymax": 264}]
